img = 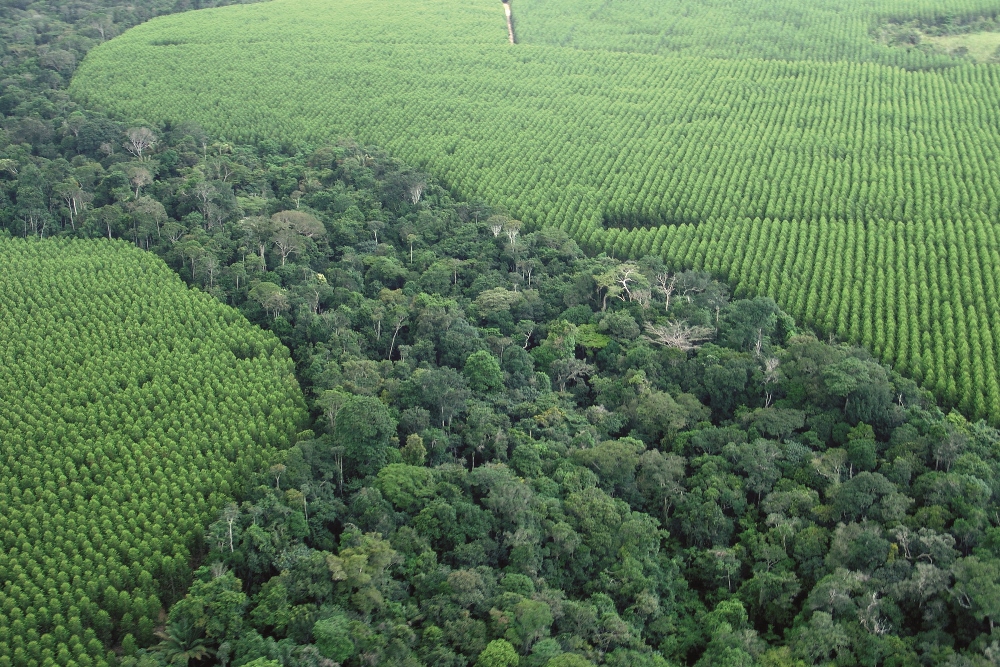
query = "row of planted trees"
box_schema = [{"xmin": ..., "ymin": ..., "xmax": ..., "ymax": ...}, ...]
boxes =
[
  {"xmin": 0, "ymin": 239, "xmax": 308, "ymax": 667},
  {"xmin": 514, "ymin": 0, "xmax": 1000, "ymax": 62}
]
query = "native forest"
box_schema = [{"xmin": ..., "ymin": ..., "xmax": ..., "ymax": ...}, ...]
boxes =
[{"xmin": 4, "ymin": 0, "xmax": 1000, "ymax": 665}]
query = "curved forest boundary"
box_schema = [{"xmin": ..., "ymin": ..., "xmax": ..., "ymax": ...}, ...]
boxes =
[{"xmin": 69, "ymin": 0, "xmax": 1000, "ymax": 421}]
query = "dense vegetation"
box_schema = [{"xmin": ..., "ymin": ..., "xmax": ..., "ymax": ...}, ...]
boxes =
[
  {"xmin": 89, "ymin": 143, "xmax": 1000, "ymax": 667},
  {"xmin": 6, "ymin": 61, "xmax": 1000, "ymax": 657},
  {"xmin": 0, "ymin": 239, "xmax": 306, "ymax": 667},
  {"xmin": 5, "ymin": 0, "xmax": 1000, "ymax": 664},
  {"xmin": 68, "ymin": 0, "xmax": 1000, "ymax": 422}
]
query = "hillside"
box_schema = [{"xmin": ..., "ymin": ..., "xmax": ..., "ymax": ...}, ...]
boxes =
[
  {"xmin": 0, "ymin": 238, "xmax": 306, "ymax": 666},
  {"xmin": 68, "ymin": 0, "xmax": 1000, "ymax": 422}
]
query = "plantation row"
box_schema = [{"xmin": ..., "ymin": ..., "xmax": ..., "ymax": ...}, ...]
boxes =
[
  {"xmin": 514, "ymin": 0, "xmax": 1000, "ymax": 63},
  {"xmin": 72, "ymin": 14, "xmax": 1000, "ymax": 229},
  {"xmin": 0, "ymin": 239, "xmax": 306, "ymax": 667},
  {"xmin": 71, "ymin": 0, "xmax": 1000, "ymax": 419}
]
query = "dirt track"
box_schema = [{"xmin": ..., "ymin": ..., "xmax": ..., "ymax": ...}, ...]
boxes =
[{"xmin": 503, "ymin": 1, "xmax": 515, "ymax": 43}]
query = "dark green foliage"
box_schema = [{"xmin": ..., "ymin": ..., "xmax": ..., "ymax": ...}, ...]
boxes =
[
  {"xmin": 109, "ymin": 166, "xmax": 1000, "ymax": 666},
  {"xmin": 335, "ymin": 396, "xmax": 397, "ymax": 478},
  {"xmin": 312, "ymin": 611, "xmax": 355, "ymax": 662}
]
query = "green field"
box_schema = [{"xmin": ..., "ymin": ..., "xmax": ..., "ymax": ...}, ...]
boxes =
[
  {"xmin": 70, "ymin": 0, "xmax": 1000, "ymax": 420},
  {"xmin": 0, "ymin": 239, "xmax": 306, "ymax": 666}
]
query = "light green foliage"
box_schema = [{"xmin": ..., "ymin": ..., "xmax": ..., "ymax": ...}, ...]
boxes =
[
  {"xmin": 401, "ymin": 433, "xmax": 427, "ymax": 466},
  {"xmin": 476, "ymin": 639, "xmax": 520, "ymax": 667},
  {"xmin": 545, "ymin": 656, "xmax": 594, "ymax": 667},
  {"xmin": 465, "ymin": 350, "xmax": 504, "ymax": 393},
  {"xmin": 574, "ymin": 324, "xmax": 610, "ymax": 351},
  {"xmin": 0, "ymin": 238, "xmax": 305, "ymax": 660},
  {"xmin": 239, "ymin": 659, "xmax": 282, "ymax": 667},
  {"xmin": 375, "ymin": 463, "xmax": 436, "ymax": 511},
  {"xmin": 70, "ymin": 0, "xmax": 1000, "ymax": 420},
  {"xmin": 919, "ymin": 31, "xmax": 1000, "ymax": 62}
]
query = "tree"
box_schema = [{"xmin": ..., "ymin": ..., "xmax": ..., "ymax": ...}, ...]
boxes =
[
  {"xmin": 550, "ymin": 357, "xmax": 592, "ymax": 393},
  {"xmin": 504, "ymin": 219, "xmax": 522, "ymax": 246},
  {"xmin": 130, "ymin": 195, "xmax": 168, "ymax": 245},
  {"xmin": 744, "ymin": 407, "xmax": 803, "ymax": 439},
  {"xmin": 240, "ymin": 216, "xmax": 276, "ymax": 270},
  {"xmin": 317, "ymin": 388, "xmax": 349, "ymax": 431},
  {"xmin": 313, "ymin": 611, "xmax": 355, "ymax": 662},
  {"xmin": 53, "ymin": 178, "xmax": 90, "ymax": 230},
  {"xmin": 952, "ymin": 556, "xmax": 1000, "ymax": 632},
  {"xmin": 932, "ymin": 421, "xmax": 968, "ymax": 472},
  {"xmin": 154, "ymin": 620, "xmax": 210, "ymax": 666},
  {"xmin": 272, "ymin": 225, "xmax": 303, "ymax": 266},
  {"xmin": 654, "ymin": 272, "xmax": 677, "ymax": 311},
  {"xmin": 249, "ymin": 282, "xmax": 290, "ymax": 319},
  {"xmin": 545, "ymin": 656, "xmax": 595, "ymax": 667},
  {"xmin": 408, "ymin": 178, "xmax": 426, "ymax": 204},
  {"xmin": 476, "ymin": 287, "xmax": 523, "ymax": 318},
  {"xmin": 643, "ymin": 321, "xmax": 715, "ymax": 351},
  {"xmin": 696, "ymin": 599, "xmax": 762, "ymax": 667},
  {"xmin": 532, "ymin": 320, "xmax": 577, "ymax": 370},
  {"xmin": 636, "ymin": 390, "xmax": 700, "ymax": 444},
  {"xmin": 719, "ymin": 297, "xmax": 784, "ymax": 352},
  {"xmin": 510, "ymin": 599, "xmax": 553, "ymax": 653},
  {"xmin": 167, "ymin": 567, "xmax": 248, "ymax": 647},
  {"xmin": 464, "ymin": 350, "xmax": 504, "ymax": 393},
  {"xmin": 414, "ymin": 367, "xmax": 470, "ymax": 429},
  {"xmin": 401, "ymin": 433, "xmax": 427, "ymax": 466},
  {"xmin": 326, "ymin": 531, "xmax": 401, "ymax": 615},
  {"xmin": 334, "ymin": 395, "xmax": 397, "ymax": 478},
  {"xmin": 572, "ymin": 438, "xmax": 644, "ymax": 503},
  {"xmin": 272, "ymin": 210, "xmax": 326, "ymax": 239},
  {"xmin": 789, "ymin": 612, "xmax": 850, "ymax": 665},
  {"xmin": 127, "ymin": 164, "xmax": 152, "ymax": 198},
  {"xmin": 637, "ymin": 449, "xmax": 686, "ymax": 520},
  {"xmin": 488, "ymin": 214, "xmax": 509, "ymax": 237},
  {"xmin": 730, "ymin": 439, "xmax": 782, "ymax": 499},
  {"xmin": 476, "ymin": 639, "xmax": 519, "ymax": 667},
  {"xmin": 406, "ymin": 233, "xmax": 419, "ymax": 263},
  {"xmin": 611, "ymin": 262, "xmax": 648, "ymax": 303},
  {"xmin": 240, "ymin": 660, "xmax": 280, "ymax": 667},
  {"xmin": 123, "ymin": 127, "xmax": 157, "ymax": 160}
]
